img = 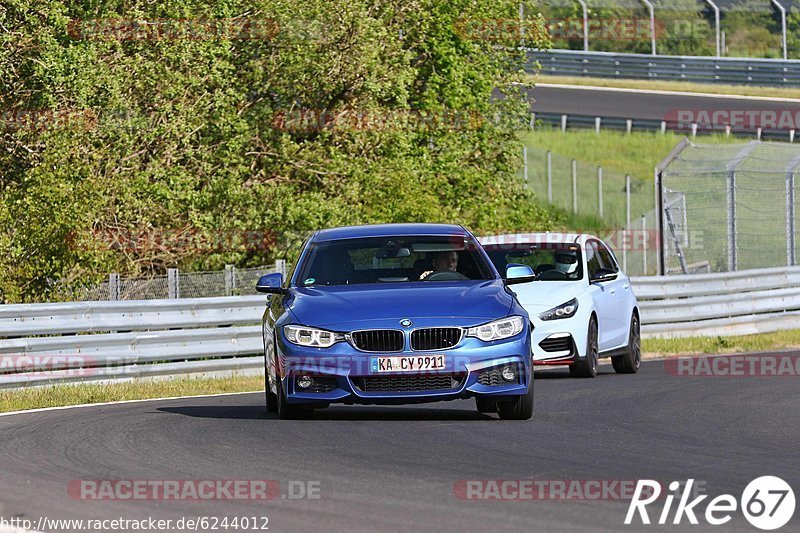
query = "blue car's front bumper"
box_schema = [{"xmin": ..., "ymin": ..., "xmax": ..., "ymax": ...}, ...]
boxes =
[{"xmin": 275, "ymin": 332, "xmax": 532, "ymax": 406}]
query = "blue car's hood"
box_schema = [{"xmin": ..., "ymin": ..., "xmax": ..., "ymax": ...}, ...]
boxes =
[{"xmin": 288, "ymin": 281, "xmax": 515, "ymax": 329}]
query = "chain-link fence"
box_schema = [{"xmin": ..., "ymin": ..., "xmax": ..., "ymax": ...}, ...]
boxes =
[
  {"xmin": 523, "ymin": 145, "xmax": 659, "ymax": 275},
  {"xmin": 78, "ymin": 261, "xmax": 286, "ymax": 301},
  {"xmin": 659, "ymin": 141, "xmax": 800, "ymax": 274}
]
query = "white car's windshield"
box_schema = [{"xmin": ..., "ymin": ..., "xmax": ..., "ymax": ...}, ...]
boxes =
[{"xmin": 484, "ymin": 242, "xmax": 584, "ymax": 281}]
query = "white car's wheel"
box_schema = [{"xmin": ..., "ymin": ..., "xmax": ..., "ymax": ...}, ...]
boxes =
[
  {"xmin": 612, "ymin": 313, "xmax": 641, "ymax": 374},
  {"xmin": 570, "ymin": 317, "xmax": 598, "ymax": 378}
]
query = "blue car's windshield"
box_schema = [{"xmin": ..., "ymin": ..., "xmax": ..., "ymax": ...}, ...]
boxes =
[{"xmin": 296, "ymin": 236, "xmax": 495, "ymax": 286}]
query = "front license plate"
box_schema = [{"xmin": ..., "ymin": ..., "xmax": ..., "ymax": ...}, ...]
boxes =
[{"xmin": 370, "ymin": 355, "xmax": 446, "ymax": 373}]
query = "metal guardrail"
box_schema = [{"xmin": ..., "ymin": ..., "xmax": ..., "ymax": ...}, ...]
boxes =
[
  {"xmin": 2, "ymin": 266, "xmax": 800, "ymax": 388},
  {"xmin": 632, "ymin": 266, "xmax": 800, "ymax": 338},
  {"xmin": 533, "ymin": 112, "xmax": 797, "ymax": 143},
  {"xmin": 528, "ymin": 49, "xmax": 800, "ymax": 87}
]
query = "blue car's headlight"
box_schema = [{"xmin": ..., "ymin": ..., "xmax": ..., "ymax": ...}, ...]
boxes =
[
  {"xmin": 284, "ymin": 325, "xmax": 344, "ymax": 348},
  {"xmin": 467, "ymin": 316, "xmax": 524, "ymax": 342},
  {"xmin": 539, "ymin": 298, "xmax": 579, "ymax": 321}
]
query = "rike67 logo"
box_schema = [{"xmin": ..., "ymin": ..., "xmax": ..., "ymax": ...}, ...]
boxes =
[{"xmin": 626, "ymin": 477, "xmax": 796, "ymax": 530}]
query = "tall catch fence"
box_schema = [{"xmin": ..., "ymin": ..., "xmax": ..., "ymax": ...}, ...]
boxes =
[
  {"xmin": 658, "ymin": 140, "xmax": 800, "ymax": 274},
  {"xmin": 523, "ymin": 145, "xmax": 659, "ymax": 275}
]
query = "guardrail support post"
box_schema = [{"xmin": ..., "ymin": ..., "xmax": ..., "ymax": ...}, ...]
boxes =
[
  {"xmin": 597, "ymin": 166, "xmax": 604, "ymax": 219},
  {"xmin": 168, "ymin": 268, "xmax": 180, "ymax": 299},
  {"xmin": 626, "ymin": 119, "xmax": 633, "ymax": 134},
  {"xmin": 572, "ymin": 160, "xmax": 578, "ymax": 214},
  {"xmin": 595, "ymin": 117, "xmax": 601, "ymax": 134},
  {"xmin": 547, "ymin": 151, "xmax": 553, "ymax": 203},
  {"xmin": 225, "ymin": 265, "xmax": 235, "ymax": 296},
  {"xmin": 660, "ymin": 121, "xmax": 666, "ymax": 134},
  {"xmin": 109, "ymin": 273, "xmax": 120, "ymax": 301},
  {"xmin": 561, "ymin": 114, "xmax": 568, "ymax": 133},
  {"xmin": 791, "ymin": 130, "xmax": 796, "ymax": 143}
]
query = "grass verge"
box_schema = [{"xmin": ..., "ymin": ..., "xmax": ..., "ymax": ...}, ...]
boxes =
[
  {"xmin": 532, "ymin": 74, "xmax": 800, "ymax": 100},
  {"xmin": 3, "ymin": 330, "xmax": 800, "ymax": 414},
  {"xmin": 642, "ymin": 329, "xmax": 800, "ymax": 358},
  {"xmin": 0, "ymin": 374, "xmax": 263, "ymax": 414}
]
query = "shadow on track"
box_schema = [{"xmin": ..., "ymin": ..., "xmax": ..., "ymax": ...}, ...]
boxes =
[{"xmin": 157, "ymin": 402, "xmax": 498, "ymax": 421}]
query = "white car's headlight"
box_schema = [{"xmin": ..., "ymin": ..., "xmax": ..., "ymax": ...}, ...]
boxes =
[
  {"xmin": 467, "ymin": 316, "xmax": 525, "ymax": 342},
  {"xmin": 539, "ymin": 298, "xmax": 579, "ymax": 321},
  {"xmin": 284, "ymin": 325, "xmax": 343, "ymax": 348}
]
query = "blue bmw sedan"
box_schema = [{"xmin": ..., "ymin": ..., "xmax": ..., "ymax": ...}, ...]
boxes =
[{"xmin": 256, "ymin": 224, "xmax": 535, "ymax": 419}]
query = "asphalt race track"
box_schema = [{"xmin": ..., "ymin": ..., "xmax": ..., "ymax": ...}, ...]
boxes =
[
  {"xmin": 530, "ymin": 85, "xmax": 800, "ymax": 121},
  {"xmin": 0, "ymin": 358, "xmax": 798, "ymax": 532}
]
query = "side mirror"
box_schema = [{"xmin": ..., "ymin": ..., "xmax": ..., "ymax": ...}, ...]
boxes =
[
  {"xmin": 590, "ymin": 269, "xmax": 618, "ymax": 283},
  {"xmin": 504, "ymin": 264, "xmax": 537, "ymax": 285},
  {"xmin": 256, "ymin": 273, "xmax": 285, "ymax": 294}
]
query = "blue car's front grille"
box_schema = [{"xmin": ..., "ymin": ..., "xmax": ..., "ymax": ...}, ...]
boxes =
[
  {"xmin": 410, "ymin": 328, "xmax": 462, "ymax": 351},
  {"xmin": 350, "ymin": 330, "xmax": 404, "ymax": 352},
  {"xmin": 353, "ymin": 373, "xmax": 465, "ymax": 392}
]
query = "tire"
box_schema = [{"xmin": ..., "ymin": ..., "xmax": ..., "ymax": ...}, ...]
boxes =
[
  {"xmin": 497, "ymin": 378, "xmax": 534, "ymax": 420},
  {"xmin": 612, "ymin": 313, "xmax": 641, "ymax": 374},
  {"xmin": 570, "ymin": 317, "xmax": 598, "ymax": 378},
  {"xmin": 475, "ymin": 397, "xmax": 498, "ymax": 414},
  {"xmin": 264, "ymin": 337, "xmax": 277, "ymax": 413}
]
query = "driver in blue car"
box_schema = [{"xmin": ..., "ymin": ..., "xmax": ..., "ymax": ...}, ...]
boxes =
[{"xmin": 419, "ymin": 251, "xmax": 459, "ymax": 280}]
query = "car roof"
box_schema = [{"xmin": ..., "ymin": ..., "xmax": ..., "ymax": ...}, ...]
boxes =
[
  {"xmin": 313, "ymin": 223, "xmax": 470, "ymax": 242},
  {"xmin": 479, "ymin": 232, "xmax": 597, "ymax": 246}
]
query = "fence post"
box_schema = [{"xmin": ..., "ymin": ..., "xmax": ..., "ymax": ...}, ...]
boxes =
[
  {"xmin": 727, "ymin": 170, "xmax": 737, "ymax": 271},
  {"xmin": 168, "ymin": 268, "xmax": 180, "ymax": 299},
  {"xmin": 277, "ymin": 259, "xmax": 287, "ymax": 278},
  {"xmin": 660, "ymin": 121, "xmax": 666, "ymax": 134},
  {"xmin": 547, "ymin": 151, "xmax": 553, "ymax": 203},
  {"xmin": 787, "ymin": 170, "xmax": 796, "ymax": 266},
  {"xmin": 225, "ymin": 264, "xmax": 235, "ymax": 296},
  {"xmin": 597, "ymin": 166, "xmax": 604, "ymax": 219},
  {"xmin": 572, "ymin": 160, "xmax": 578, "ymax": 214},
  {"xmin": 109, "ymin": 273, "xmax": 120, "ymax": 301},
  {"xmin": 624, "ymin": 174, "xmax": 631, "ymax": 273},
  {"xmin": 523, "ymin": 145, "xmax": 529, "ymax": 189},
  {"xmin": 642, "ymin": 214, "xmax": 647, "ymax": 275}
]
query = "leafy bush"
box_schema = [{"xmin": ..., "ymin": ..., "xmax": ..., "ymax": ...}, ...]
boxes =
[{"xmin": 0, "ymin": 0, "xmax": 560, "ymax": 302}]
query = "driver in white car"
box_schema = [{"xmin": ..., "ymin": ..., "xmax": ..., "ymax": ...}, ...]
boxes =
[
  {"xmin": 554, "ymin": 251, "xmax": 579, "ymax": 276},
  {"xmin": 419, "ymin": 251, "xmax": 458, "ymax": 280}
]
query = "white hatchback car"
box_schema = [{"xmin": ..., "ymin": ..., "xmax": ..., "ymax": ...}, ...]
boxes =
[{"xmin": 480, "ymin": 233, "xmax": 640, "ymax": 378}]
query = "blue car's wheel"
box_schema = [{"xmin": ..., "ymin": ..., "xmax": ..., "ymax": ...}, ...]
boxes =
[{"xmin": 497, "ymin": 380, "xmax": 534, "ymax": 420}]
